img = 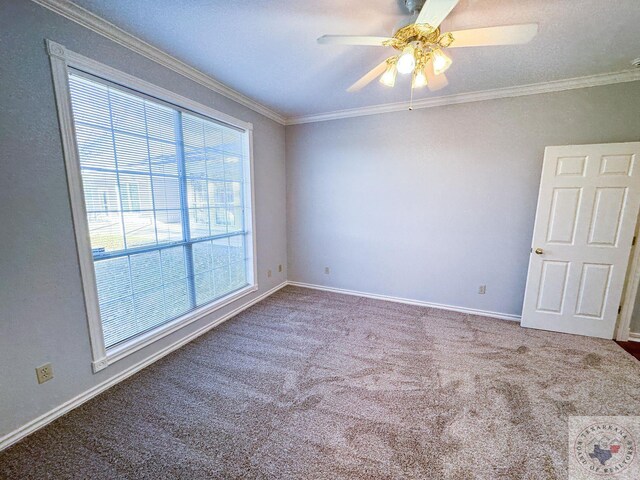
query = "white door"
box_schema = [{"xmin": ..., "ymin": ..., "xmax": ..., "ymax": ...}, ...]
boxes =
[{"xmin": 521, "ymin": 142, "xmax": 640, "ymax": 338}]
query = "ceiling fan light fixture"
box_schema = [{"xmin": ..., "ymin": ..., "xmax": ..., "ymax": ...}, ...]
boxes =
[
  {"xmin": 412, "ymin": 67, "xmax": 428, "ymax": 88},
  {"xmin": 396, "ymin": 46, "xmax": 416, "ymax": 74},
  {"xmin": 319, "ymin": 1, "xmax": 539, "ymax": 95},
  {"xmin": 431, "ymin": 48, "xmax": 452, "ymax": 75},
  {"xmin": 379, "ymin": 60, "xmax": 398, "ymax": 87}
]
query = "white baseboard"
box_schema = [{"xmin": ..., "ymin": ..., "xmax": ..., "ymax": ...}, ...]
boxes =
[
  {"xmin": 629, "ymin": 332, "xmax": 640, "ymax": 343},
  {"xmin": 286, "ymin": 281, "xmax": 522, "ymax": 322},
  {"xmin": 0, "ymin": 281, "xmax": 287, "ymax": 452}
]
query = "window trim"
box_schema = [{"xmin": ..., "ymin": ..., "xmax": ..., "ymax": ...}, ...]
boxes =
[{"xmin": 47, "ymin": 40, "xmax": 258, "ymax": 372}]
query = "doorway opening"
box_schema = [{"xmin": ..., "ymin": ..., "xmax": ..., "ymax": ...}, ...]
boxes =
[{"xmin": 616, "ymin": 207, "xmax": 640, "ymax": 343}]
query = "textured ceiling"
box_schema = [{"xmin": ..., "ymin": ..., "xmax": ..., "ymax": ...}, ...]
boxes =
[{"xmin": 71, "ymin": 0, "xmax": 640, "ymax": 119}]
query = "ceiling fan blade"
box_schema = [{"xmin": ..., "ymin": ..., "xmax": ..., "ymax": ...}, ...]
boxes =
[
  {"xmin": 317, "ymin": 35, "xmax": 393, "ymax": 46},
  {"xmin": 416, "ymin": 0, "xmax": 459, "ymax": 29},
  {"xmin": 448, "ymin": 24, "xmax": 538, "ymax": 47},
  {"xmin": 347, "ymin": 59, "xmax": 390, "ymax": 92},
  {"xmin": 424, "ymin": 60, "xmax": 449, "ymax": 91}
]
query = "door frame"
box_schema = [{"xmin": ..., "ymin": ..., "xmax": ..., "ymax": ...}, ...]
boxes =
[{"xmin": 616, "ymin": 209, "xmax": 640, "ymax": 341}]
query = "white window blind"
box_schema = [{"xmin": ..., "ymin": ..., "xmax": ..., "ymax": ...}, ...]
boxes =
[{"xmin": 68, "ymin": 71, "xmax": 250, "ymax": 348}]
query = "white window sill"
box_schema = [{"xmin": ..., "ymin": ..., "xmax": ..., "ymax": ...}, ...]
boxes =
[{"xmin": 92, "ymin": 284, "xmax": 258, "ymax": 372}]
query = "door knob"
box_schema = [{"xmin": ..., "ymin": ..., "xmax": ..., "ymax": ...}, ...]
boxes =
[{"xmin": 534, "ymin": 248, "xmax": 543, "ymax": 255}]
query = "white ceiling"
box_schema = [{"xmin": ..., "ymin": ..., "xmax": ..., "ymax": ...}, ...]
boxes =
[{"xmin": 71, "ymin": 0, "xmax": 640, "ymax": 119}]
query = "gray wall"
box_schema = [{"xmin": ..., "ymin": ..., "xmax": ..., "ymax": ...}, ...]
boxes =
[
  {"xmin": 0, "ymin": 0, "xmax": 286, "ymax": 438},
  {"xmin": 2, "ymin": 0, "xmax": 640, "ymax": 444},
  {"xmin": 286, "ymin": 81, "xmax": 640, "ymax": 316}
]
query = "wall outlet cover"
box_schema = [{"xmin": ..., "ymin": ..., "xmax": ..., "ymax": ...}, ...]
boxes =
[{"xmin": 36, "ymin": 363, "xmax": 53, "ymax": 384}]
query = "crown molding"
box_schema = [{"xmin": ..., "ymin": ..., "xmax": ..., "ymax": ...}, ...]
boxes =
[
  {"xmin": 31, "ymin": 0, "xmax": 640, "ymax": 127},
  {"xmin": 286, "ymin": 69, "xmax": 640, "ymax": 125},
  {"xmin": 31, "ymin": 0, "xmax": 287, "ymax": 125}
]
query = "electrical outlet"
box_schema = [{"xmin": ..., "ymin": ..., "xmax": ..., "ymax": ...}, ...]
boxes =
[
  {"xmin": 278, "ymin": 264, "xmax": 283, "ymax": 273},
  {"xmin": 478, "ymin": 285, "xmax": 486, "ymax": 295},
  {"xmin": 324, "ymin": 267, "xmax": 330, "ymax": 274},
  {"xmin": 35, "ymin": 363, "xmax": 53, "ymax": 384},
  {"xmin": 267, "ymin": 270, "xmax": 272, "ymax": 278}
]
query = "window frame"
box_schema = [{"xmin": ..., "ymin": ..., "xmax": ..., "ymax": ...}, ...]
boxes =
[{"xmin": 47, "ymin": 40, "xmax": 258, "ymax": 372}]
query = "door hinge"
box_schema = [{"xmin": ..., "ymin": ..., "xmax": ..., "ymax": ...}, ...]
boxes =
[
  {"xmin": 618, "ymin": 305, "xmax": 623, "ymax": 315},
  {"xmin": 633, "ymin": 236, "xmax": 637, "ymax": 246}
]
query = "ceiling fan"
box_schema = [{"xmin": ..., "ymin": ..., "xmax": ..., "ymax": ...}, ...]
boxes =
[{"xmin": 317, "ymin": 0, "xmax": 538, "ymax": 93}]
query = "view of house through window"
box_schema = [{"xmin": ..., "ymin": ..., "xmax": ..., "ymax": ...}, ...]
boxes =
[{"xmin": 68, "ymin": 71, "xmax": 251, "ymax": 348}]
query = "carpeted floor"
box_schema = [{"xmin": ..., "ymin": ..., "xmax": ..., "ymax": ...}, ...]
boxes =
[{"xmin": 2, "ymin": 286, "xmax": 639, "ymax": 479}]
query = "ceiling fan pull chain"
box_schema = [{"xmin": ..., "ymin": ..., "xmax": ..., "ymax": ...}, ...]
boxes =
[{"xmin": 409, "ymin": 86, "xmax": 414, "ymax": 111}]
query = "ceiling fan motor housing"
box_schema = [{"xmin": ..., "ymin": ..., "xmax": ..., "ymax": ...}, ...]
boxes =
[{"xmin": 405, "ymin": 0, "xmax": 427, "ymax": 14}]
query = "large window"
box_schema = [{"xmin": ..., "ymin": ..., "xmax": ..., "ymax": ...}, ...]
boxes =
[{"xmin": 65, "ymin": 69, "xmax": 254, "ymax": 356}]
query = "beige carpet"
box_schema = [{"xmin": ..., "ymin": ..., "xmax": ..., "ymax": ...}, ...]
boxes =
[{"xmin": 1, "ymin": 286, "xmax": 639, "ymax": 479}]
